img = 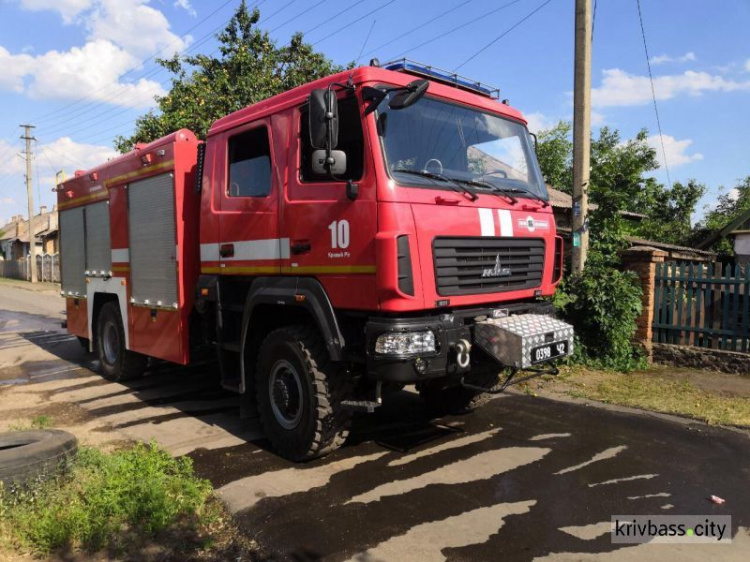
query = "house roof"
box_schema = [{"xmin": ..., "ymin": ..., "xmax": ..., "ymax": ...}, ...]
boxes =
[
  {"xmin": 626, "ymin": 236, "xmax": 716, "ymax": 259},
  {"xmin": 696, "ymin": 207, "xmax": 750, "ymax": 250},
  {"xmin": 546, "ymin": 186, "xmax": 647, "ymax": 220}
]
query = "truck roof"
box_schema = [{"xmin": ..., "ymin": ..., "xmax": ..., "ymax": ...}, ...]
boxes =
[{"xmin": 208, "ymin": 65, "xmax": 527, "ymax": 137}]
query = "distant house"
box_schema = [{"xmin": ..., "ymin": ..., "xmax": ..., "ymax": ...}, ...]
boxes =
[
  {"xmin": 696, "ymin": 207, "xmax": 750, "ymax": 265},
  {"xmin": 0, "ymin": 206, "xmax": 58, "ymax": 260},
  {"xmin": 548, "ymin": 186, "xmax": 716, "ymax": 263}
]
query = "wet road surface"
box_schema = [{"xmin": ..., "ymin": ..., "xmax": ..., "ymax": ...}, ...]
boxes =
[{"xmin": 0, "ymin": 284, "xmax": 749, "ymax": 561}]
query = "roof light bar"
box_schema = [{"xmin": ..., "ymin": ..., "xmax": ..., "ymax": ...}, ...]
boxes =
[{"xmin": 382, "ymin": 58, "xmax": 500, "ymax": 99}]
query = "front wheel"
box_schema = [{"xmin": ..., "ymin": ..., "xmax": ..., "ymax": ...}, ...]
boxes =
[
  {"xmin": 96, "ymin": 301, "xmax": 148, "ymax": 382},
  {"xmin": 255, "ymin": 325, "xmax": 352, "ymax": 462}
]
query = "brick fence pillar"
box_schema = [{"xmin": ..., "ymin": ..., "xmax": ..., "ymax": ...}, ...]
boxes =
[{"xmin": 620, "ymin": 246, "xmax": 668, "ymax": 363}]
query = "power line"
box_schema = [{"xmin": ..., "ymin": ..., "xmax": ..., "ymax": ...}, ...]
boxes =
[
  {"xmin": 312, "ymin": 0, "xmax": 397, "ymax": 46},
  {"xmin": 37, "ymin": 0, "xmax": 304, "ymax": 139},
  {"xmin": 454, "ymin": 0, "xmax": 556, "ymax": 71},
  {"xmin": 592, "ymin": 0, "xmax": 598, "ymax": 42},
  {"xmin": 299, "ymin": 0, "xmax": 367, "ymax": 37},
  {"xmin": 635, "ymin": 0, "xmax": 672, "ymax": 189},
  {"xmin": 40, "ymin": 0, "xmax": 378, "ymax": 145},
  {"xmin": 32, "ymin": 0, "xmax": 245, "ymax": 125},
  {"xmin": 34, "ymin": 0, "xmax": 268, "ymax": 132},
  {"xmin": 38, "ymin": 0, "xmax": 329, "ymax": 139},
  {"xmin": 362, "ymin": 0, "xmax": 476, "ymax": 61},
  {"xmin": 387, "ymin": 0, "xmax": 525, "ymax": 61},
  {"xmin": 355, "ymin": 20, "xmax": 377, "ymax": 65}
]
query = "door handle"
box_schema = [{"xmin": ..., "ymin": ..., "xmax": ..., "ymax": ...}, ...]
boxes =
[
  {"xmin": 291, "ymin": 241, "xmax": 311, "ymax": 254},
  {"xmin": 219, "ymin": 243, "xmax": 234, "ymax": 258}
]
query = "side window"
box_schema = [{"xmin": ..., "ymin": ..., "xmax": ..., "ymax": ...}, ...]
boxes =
[
  {"xmin": 300, "ymin": 95, "xmax": 364, "ymax": 182},
  {"xmin": 228, "ymin": 126, "xmax": 272, "ymax": 197}
]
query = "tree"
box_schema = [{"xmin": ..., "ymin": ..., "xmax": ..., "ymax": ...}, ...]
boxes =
[
  {"xmin": 636, "ymin": 179, "xmax": 706, "ymax": 246},
  {"xmin": 536, "ymin": 122, "xmax": 704, "ymax": 259},
  {"xmin": 115, "ymin": 1, "xmax": 346, "ymax": 152},
  {"xmin": 536, "ymin": 121, "xmax": 572, "ymax": 191}
]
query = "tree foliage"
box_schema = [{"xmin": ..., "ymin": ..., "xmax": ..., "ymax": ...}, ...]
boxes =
[
  {"xmin": 536, "ymin": 121, "xmax": 704, "ymax": 256},
  {"xmin": 115, "ymin": 1, "xmax": 345, "ymax": 152},
  {"xmin": 693, "ymin": 176, "xmax": 750, "ymax": 257}
]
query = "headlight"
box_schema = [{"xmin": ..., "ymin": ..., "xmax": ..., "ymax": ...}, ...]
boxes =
[{"xmin": 375, "ymin": 330, "xmax": 436, "ymax": 355}]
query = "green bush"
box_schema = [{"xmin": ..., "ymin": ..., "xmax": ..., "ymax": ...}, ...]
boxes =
[
  {"xmin": 0, "ymin": 441, "xmax": 213, "ymax": 555},
  {"xmin": 555, "ymin": 264, "xmax": 645, "ymax": 372}
]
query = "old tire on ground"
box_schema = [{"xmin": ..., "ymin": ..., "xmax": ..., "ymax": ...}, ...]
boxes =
[
  {"xmin": 0, "ymin": 430, "xmax": 78, "ymax": 486},
  {"xmin": 96, "ymin": 301, "xmax": 148, "ymax": 382},
  {"xmin": 255, "ymin": 325, "xmax": 352, "ymax": 462},
  {"xmin": 419, "ymin": 366, "xmax": 502, "ymax": 414}
]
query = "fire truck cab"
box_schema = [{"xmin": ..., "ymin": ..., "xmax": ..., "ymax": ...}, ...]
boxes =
[{"xmin": 58, "ymin": 60, "xmax": 574, "ymax": 461}]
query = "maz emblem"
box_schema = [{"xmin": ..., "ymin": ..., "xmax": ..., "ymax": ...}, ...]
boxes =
[{"xmin": 482, "ymin": 254, "xmax": 512, "ymax": 278}]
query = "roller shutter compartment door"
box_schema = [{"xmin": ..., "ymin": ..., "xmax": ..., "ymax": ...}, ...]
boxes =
[
  {"xmin": 84, "ymin": 202, "xmax": 111, "ymax": 276},
  {"xmin": 128, "ymin": 173, "xmax": 178, "ymax": 308},
  {"xmin": 59, "ymin": 207, "xmax": 86, "ymax": 297}
]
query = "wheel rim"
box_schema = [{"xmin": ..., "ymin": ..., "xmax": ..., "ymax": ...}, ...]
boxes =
[
  {"xmin": 102, "ymin": 320, "xmax": 120, "ymax": 365},
  {"xmin": 268, "ymin": 359, "xmax": 303, "ymax": 430}
]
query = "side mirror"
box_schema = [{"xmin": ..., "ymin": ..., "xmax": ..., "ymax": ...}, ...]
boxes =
[
  {"xmin": 309, "ymin": 89, "xmax": 339, "ymax": 149},
  {"xmin": 388, "ymin": 79, "xmax": 429, "ymax": 110},
  {"xmin": 312, "ymin": 149, "xmax": 347, "ymax": 176}
]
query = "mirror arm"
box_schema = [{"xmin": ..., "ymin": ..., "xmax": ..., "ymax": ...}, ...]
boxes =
[
  {"xmin": 529, "ymin": 131, "xmax": 538, "ymax": 152},
  {"xmin": 324, "ymin": 81, "xmax": 357, "ymax": 181}
]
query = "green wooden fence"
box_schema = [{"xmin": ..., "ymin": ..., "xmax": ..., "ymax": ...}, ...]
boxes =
[{"xmin": 653, "ymin": 262, "xmax": 750, "ymax": 352}]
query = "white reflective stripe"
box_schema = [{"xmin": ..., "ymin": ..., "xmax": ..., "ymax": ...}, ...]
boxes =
[
  {"xmin": 200, "ymin": 238, "xmax": 291, "ymax": 261},
  {"xmin": 478, "ymin": 208, "xmax": 495, "ymax": 236},
  {"xmin": 497, "ymin": 209, "xmax": 514, "ymax": 237},
  {"xmin": 200, "ymin": 243, "xmax": 220, "ymax": 261},
  {"xmin": 111, "ymin": 248, "xmax": 129, "ymax": 262}
]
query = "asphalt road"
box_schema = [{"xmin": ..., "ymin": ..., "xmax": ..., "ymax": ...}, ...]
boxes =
[{"xmin": 0, "ymin": 283, "xmax": 749, "ymax": 561}]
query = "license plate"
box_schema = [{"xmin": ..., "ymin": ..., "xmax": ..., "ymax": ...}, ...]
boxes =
[{"xmin": 531, "ymin": 341, "xmax": 569, "ymax": 364}]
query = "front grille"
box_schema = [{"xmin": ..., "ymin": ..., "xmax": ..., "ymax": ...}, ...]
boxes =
[{"xmin": 433, "ymin": 237, "xmax": 545, "ymax": 296}]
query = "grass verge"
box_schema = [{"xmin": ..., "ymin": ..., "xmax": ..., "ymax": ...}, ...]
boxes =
[
  {"xmin": 520, "ymin": 366, "xmax": 750, "ymax": 427},
  {"xmin": 0, "ymin": 441, "xmax": 259, "ymax": 560},
  {"xmin": 7, "ymin": 415, "xmax": 53, "ymax": 431}
]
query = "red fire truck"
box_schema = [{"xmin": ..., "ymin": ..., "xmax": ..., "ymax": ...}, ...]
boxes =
[{"xmin": 58, "ymin": 60, "xmax": 573, "ymax": 461}]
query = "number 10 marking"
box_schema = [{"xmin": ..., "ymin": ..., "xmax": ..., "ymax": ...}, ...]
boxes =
[{"xmin": 329, "ymin": 220, "xmax": 350, "ymax": 249}]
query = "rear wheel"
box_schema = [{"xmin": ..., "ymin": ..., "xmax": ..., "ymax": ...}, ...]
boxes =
[
  {"xmin": 96, "ymin": 301, "xmax": 147, "ymax": 382},
  {"xmin": 255, "ymin": 325, "xmax": 352, "ymax": 462}
]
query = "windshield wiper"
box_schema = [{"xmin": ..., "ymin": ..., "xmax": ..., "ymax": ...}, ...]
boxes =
[
  {"xmin": 491, "ymin": 185, "xmax": 549, "ymax": 207},
  {"xmin": 393, "ymin": 168, "xmax": 478, "ymax": 201},
  {"xmin": 451, "ymin": 178, "xmax": 518, "ymax": 204}
]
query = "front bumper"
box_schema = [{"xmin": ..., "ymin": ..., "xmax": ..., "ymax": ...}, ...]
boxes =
[{"xmin": 364, "ymin": 300, "xmax": 569, "ymax": 383}]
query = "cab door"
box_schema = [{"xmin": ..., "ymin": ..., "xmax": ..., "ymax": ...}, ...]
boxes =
[
  {"xmin": 217, "ymin": 120, "xmax": 283, "ymax": 274},
  {"xmin": 282, "ymin": 92, "xmax": 378, "ymax": 310}
]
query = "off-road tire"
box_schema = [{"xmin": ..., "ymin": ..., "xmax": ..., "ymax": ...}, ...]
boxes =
[
  {"xmin": 419, "ymin": 366, "xmax": 503, "ymax": 414},
  {"xmin": 255, "ymin": 325, "xmax": 352, "ymax": 462},
  {"xmin": 0, "ymin": 430, "xmax": 78, "ymax": 486},
  {"xmin": 96, "ymin": 301, "xmax": 148, "ymax": 382}
]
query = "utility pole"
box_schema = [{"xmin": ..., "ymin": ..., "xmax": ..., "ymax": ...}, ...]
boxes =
[
  {"xmin": 20, "ymin": 124, "xmax": 37, "ymax": 283},
  {"xmin": 571, "ymin": 0, "xmax": 591, "ymax": 273}
]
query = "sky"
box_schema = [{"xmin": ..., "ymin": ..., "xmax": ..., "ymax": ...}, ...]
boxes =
[{"xmin": 1, "ymin": 0, "xmax": 749, "ymax": 227}]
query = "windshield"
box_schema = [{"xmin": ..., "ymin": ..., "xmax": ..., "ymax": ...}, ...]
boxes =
[{"xmin": 378, "ymin": 95, "xmax": 548, "ymax": 199}]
